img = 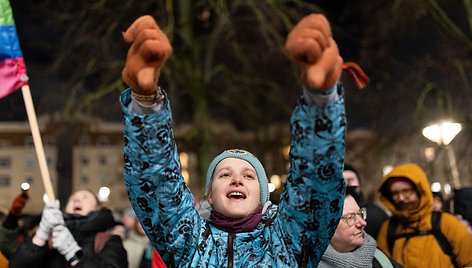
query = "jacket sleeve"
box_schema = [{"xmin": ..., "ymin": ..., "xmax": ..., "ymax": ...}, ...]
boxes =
[
  {"xmin": 0, "ymin": 218, "xmax": 20, "ymax": 259},
  {"xmin": 120, "ymin": 88, "xmax": 204, "ymax": 266},
  {"xmin": 8, "ymin": 239, "xmax": 49, "ymax": 268},
  {"xmin": 442, "ymin": 212, "xmax": 472, "ymax": 267},
  {"xmin": 275, "ymin": 83, "xmax": 346, "ymax": 266}
]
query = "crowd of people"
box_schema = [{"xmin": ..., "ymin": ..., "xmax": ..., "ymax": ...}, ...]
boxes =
[
  {"xmin": 0, "ymin": 191, "xmax": 166, "ymax": 268},
  {"xmin": 1, "ymin": 12, "xmax": 471, "ymax": 268}
]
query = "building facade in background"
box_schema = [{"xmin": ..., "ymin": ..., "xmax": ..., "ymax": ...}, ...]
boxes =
[
  {"xmin": 0, "ymin": 115, "xmax": 129, "ymax": 213},
  {"xmin": 1, "ymin": 115, "xmax": 470, "ymax": 214}
]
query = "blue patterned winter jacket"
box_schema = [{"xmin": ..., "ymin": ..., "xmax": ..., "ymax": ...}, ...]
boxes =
[{"xmin": 120, "ymin": 84, "xmax": 346, "ymax": 267}]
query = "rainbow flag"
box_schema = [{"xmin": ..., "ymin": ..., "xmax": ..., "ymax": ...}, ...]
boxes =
[{"xmin": 0, "ymin": 0, "xmax": 28, "ymax": 99}]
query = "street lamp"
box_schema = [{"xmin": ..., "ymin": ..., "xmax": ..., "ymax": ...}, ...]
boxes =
[
  {"xmin": 422, "ymin": 121, "xmax": 462, "ymax": 146},
  {"xmin": 422, "ymin": 120, "xmax": 462, "ymax": 188}
]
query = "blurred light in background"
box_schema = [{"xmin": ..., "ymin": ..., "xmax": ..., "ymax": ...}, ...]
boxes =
[
  {"xmin": 424, "ymin": 147, "xmax": 435, "ymax": 162},
  {"xmin": 180, "ymin": 152, "xmax": 190, "ymax": 184},
  {"xmin": 270, "ymin": 175, "xmax": 281, "ymax": 190},
  {"xmin": 422, "ymin": 121, "xmax": 461, "ymax": 146},
  {"xmin": 21, "ymin": 182, "xmax": 30, "ymax": 191},
  {"xmin": 268, "ymin": 183, "xmax": 276, "ymax": 193},
  {"xmin": 431, "ymin": 182, "xmax": 441, "ymax": 192},
  {"xmin": 98, "ymin": 186, "xmax": 110, "ymax": 202},
  {"xmin": 383, "ymin": 165, "xmax": 393, "ymax": 176},
  {"xmin": 444, "ymin": 183, "xmax": 452, "ymax": 195}
]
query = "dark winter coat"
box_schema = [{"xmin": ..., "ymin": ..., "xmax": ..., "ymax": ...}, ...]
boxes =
[{"xmin": 9, "ymin": 208, "xmax": 127, "ymax": 268}]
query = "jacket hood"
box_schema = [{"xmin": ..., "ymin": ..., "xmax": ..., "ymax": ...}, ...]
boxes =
[{"xmin": 378, "ymin": 163, "xmax": 433, "ymax": 220}]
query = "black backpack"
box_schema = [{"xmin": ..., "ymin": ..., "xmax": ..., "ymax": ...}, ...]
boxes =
[{"xmin": 387, "ymin": 211, "xmax": 458, "ymax": 268}]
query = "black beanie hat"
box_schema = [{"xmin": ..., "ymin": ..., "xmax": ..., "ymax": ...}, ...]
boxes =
[{"xmin": 344, "ymin": 163, "xmax": 361, "ymax": 185}]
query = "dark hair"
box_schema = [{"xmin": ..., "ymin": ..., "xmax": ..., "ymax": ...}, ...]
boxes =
[
  {"xmin": 432, "ymin": 191, "xmax": 444, "ymax": 202},
  {"xmin": 344, "ymin": 163, "xmax": 361, "ymax": 185},
  {"xmin": 345, "ymin": 186, "xmax": 361, "ymax": 204}
]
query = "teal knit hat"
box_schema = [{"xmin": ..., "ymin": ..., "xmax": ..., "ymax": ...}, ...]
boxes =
[{"xmin": 205, "ymin": 149, "xmax": 269, "ymax": 204}]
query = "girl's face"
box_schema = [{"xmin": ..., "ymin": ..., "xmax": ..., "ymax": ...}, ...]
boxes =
[
  {"xmin": 65, "ymin": 190, "xmax": 98, "ymax": 216},
  {"xmin": 208, "ymin": 158, "xmax": 261, "ymax": 219},
  {"xmin": 330, "ymin": 195, "xmax": 367, "ymax": 253}
]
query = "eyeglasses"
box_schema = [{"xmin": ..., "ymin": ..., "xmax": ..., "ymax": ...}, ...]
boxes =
[
  {"xmin": 341, "ymin": 208, "xmax": 367, "ymax": 227},
  {"xmin": 391, "ymin": 188, "xmax": 416, "ymax": 201}
]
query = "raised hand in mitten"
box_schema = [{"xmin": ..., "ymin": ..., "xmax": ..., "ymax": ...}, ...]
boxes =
[
  {"xmin": 10, "ymin": 193, "xmax": 29, "ymax": 217},
  {"xmin": 122, "ymin": 15, "xmax": 173, "ymax": 96},
  {"xmin": 52, "ymin": 225, "xmax": 82, "ymax": 263},
  {"xmin": 285, "ymin": 14, "xmax": 343, "ymax": 91},
  {"xmin": 35, "ymin": 200, "xmax": 64, "ymax": 241}
]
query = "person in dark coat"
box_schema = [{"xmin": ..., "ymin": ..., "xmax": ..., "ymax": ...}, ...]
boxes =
[
  {"xmin": 0, "ymin": 192, "xmax": 29, "ymax": 262},
  {"xmin": 343, "ymin": 164, "xmax": 389, "ymax": 239},
  {"xmin": 9, "ymin": 190, "xmax": 128, "ymax": 268},
  {"xmin": 452, "ymin": 187, "xmax": 472, "ymax": 234}
]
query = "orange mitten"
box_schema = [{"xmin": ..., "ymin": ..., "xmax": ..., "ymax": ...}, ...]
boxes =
[
  {"xmin": 285, "ymin": 14, "xmax": 343, "ymax": 91},
  {"xmin": 122, "ymin": 15, "xmax": 173, "ymax": 96},
  {"xmin": 10, "ymin": 193, "xmax": 29, "ymax": 217}
]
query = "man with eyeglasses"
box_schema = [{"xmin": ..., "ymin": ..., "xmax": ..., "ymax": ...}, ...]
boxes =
[{"xmin": 376, "ymin": 163, "xmax": 472, "ymax": 268}]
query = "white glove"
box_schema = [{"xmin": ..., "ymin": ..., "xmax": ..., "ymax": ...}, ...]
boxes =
[
  {"xmin": 52, "ymin": 225, "xmax": 82, "ymax": 262},
  {"xmin": 35, "ymin": 200, "xmax": 64, "ymax": 241}
]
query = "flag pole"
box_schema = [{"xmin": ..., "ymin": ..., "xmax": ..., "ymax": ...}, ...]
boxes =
[{"xmin": 21, "ymin": 84, "xmax": 55, "ymax": 202}]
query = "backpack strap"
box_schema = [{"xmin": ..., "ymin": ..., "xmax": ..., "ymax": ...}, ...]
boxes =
[
  {"xmin": 387, "ymin": 216, "xmax": 433, "ymax": 254},
  {"xmin": 431, "ymin": 211, "xmax": 459, "ymax": 268},
  {"xmin": 374, "ymin": 248, "xmax": 394, "ymax": 268},
  {"xmin": 386, "ymin": 216, "xmax": 398, "ymax": 255},
  {"xmin": 387, "ymin": 212, "xmax": 459, "ymax": 268}
]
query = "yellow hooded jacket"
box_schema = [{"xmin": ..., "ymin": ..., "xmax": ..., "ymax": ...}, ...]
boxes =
[
  {"xmin": 377, "ymin": 163, "xmax": 472, "ymax": 268},
  {"xmin": 0, "ymin": 251, "xmax": 7, "ymax": 268}
]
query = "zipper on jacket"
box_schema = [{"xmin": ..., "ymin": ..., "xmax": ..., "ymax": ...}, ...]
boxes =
[{"xmin": 227, "ymin": 232, "xmax": 235, "ymax": 268}]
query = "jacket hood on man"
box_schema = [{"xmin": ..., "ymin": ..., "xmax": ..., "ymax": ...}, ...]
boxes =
[{"xmin": 378, "ymin": 163, "xmax": 433, "ymax": 221}]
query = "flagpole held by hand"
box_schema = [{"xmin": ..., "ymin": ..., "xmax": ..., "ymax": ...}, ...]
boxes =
[{"xmin": 21, "ymin": 84, "xmax": 56, "ymax": 202}]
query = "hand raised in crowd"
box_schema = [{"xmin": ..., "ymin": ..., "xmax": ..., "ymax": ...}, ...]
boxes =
[
  {"xmin": 35, "ymin": 200, "xmax": 64, "ymax": 242},
  {"xmin": 52, "ymin": 225, "xmax": 82, "ymax": 264},
  {"xmin": 285, "ymin": 14, "xmax": 343, "ymax": 91},
  {"xmin": 122, "ymin": 15, "xmax": 173, "ymax": 95},
  {"xmin": 9, "ymin": 192, "xmax": 29, "ymax": 217}
]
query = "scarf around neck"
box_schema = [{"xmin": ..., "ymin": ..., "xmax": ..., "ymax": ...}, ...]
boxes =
[
  {"xmin": 209, "ymin": 206, "xmax": 262, "ymax": 233},
  {"xmin": 317, "ymin": 232, "xmax": 377, "ymax": 268}
]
